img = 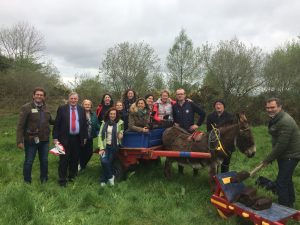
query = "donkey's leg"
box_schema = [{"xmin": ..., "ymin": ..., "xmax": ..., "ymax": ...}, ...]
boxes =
[
  {"xmin": 208, "ymin": 160, "xmax": 218, "ymax": 192},
  {"xmin": 193, "ymin": 169, "xmax": 199, "ymax": 176},
  {"xmin": 178, "ymin": 164, "xmax": 184, "ymax": 174},
  {"xmin": 164, "ymin": 158, "xmax": 172, "ymax": 179}
]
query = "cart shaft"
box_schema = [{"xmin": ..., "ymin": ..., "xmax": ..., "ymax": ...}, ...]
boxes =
[{"xmin": 151, "ymin": 150, "xmax": 211, "ymax": 158}]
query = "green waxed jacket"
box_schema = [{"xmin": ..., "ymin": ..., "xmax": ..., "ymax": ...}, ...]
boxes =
[
  {"xmin": 264, "ymin": 111, "xmax": 300, "ymax": 163},
  {"xmin": 98, "ymin": 120, "xmax": 124, "ymax": 150}
]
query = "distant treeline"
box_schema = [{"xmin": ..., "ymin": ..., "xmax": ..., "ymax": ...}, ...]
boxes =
[{"xmin": 0, "ymin": 23, "xmax": 299, "ymax": 124}]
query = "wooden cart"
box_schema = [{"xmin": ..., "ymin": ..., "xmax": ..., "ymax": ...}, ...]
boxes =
[
  {"xmin": 210, "ymin": 171, "xmax": 300, "ymax": 225},
  {"xmin": 113, "ymin": 145, "xmax": 211, "ymax": 181},
  {"xmin": 113, "ymin": 128, "xmax": 211, "ymax": 180}
]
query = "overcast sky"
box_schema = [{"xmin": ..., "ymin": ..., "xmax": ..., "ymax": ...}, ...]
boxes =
[{"xmin": 1, "ymin": 0, "xmax": 299, "ymax": 82}]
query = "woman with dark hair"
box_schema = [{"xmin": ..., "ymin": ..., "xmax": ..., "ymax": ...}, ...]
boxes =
[
  {"xmin": 128, "ymin": 98, "xmax": 150, "ymax": 133},
  {"xmin": 144, "ymin": 93, "xmax": 156, "ymax": 129},
  {"xmin": 96, "ymin": 93, "xmax": 114, "ymax": 125},
  {"xmin": 115, "ymin": 100, "xmax": 128, "ymax": 131},
  {"xmin": 122, "ymin": 89, "xmax": 136, "ymax": 131},
  {"xmin": 122, "ymin": 89, "xmax": 137, "ymax": 114},
  {"xmin": 144, "ymin": 94, "xmax": 154, "ymax": 112},
  {"xmin": 98, "ymin": 107, "xmax": 124, "ymax": 186}
]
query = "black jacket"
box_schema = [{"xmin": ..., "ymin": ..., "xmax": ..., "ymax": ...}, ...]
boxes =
[
  {"xmin": 52, "ymin": 104, "xmax": 87, "ymax": 147},
  {"xmin": 206, "ymin": 111, "xmax": 234, "ymax": 132}
]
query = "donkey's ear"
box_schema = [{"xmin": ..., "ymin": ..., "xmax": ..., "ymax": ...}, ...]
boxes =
[
  {"xmin": 239, "ymin": 112, "xmax": 248, "ymax": 123},
  {"xmin": 236, "ymin": 112, "xmax": 247, "ymax": 123}
]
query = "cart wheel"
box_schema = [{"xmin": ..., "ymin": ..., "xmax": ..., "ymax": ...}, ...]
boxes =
[
  {"xmin": 217, "ymin": 209, "xmax": 231, "ymax": 219},
  {"xmin": 113, "ymin": 158, "xmax": 127, "ymax": 182},
  {"xmin": 216, "ymin": 191, "xmax": 233, "ymax": 219}
]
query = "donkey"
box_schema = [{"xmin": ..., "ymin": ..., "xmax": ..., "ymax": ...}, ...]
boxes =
[{"xmin": 162, "ymin": 112, "xmax": 256, "ymax": 185}]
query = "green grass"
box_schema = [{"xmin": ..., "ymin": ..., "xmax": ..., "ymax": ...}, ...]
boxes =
[{"xmin": 0, "ymin": 114, "xmax": 299, "ymax": 225}]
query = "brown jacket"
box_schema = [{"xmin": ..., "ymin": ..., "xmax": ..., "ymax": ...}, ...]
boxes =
[
  {"xmin": 128, "ymin": 103, "xmax": 150, "ymax": 132},
  {"xmin": 16, "ymin": 102, "xmax": 54, "ymax": 144}
]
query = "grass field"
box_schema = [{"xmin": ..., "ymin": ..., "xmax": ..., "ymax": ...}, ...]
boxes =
[{"xmin": 0, "ymin": 114, "xmax": 299, "ymax": 225}]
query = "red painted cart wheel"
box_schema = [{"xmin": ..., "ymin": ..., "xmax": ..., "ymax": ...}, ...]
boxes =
[
  {"xmin": 217, "ymin": 208, "xmax": 231, "ymax": 219},
  {"xmin": 216, "ymin": 191, "xmax": 234, "ymax": 219}
]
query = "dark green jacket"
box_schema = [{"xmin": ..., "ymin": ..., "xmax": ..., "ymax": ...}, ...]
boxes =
[
  {"xmin": 264, "ymin": 111, "xmax": 300, "ymax": 163},
  {"xmin": 90, "ymin": 112, "xmax": 100, "ymax": 139}
]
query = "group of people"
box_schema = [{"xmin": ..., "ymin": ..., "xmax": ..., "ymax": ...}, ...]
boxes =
[{"xmin": 16, "ymin": 87, "xmax": 300, "ymax": 208}]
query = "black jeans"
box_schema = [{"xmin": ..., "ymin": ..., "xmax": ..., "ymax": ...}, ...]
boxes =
[
  {"xmin": 79, "ymin": 138, "xmax": 93, "ymax": 169},
  {"xmin": 58, "ymin": 135, "xmax": 81, "ymax": 185},
  {"xmin": 221, "ymin": 154, "xmax": 231, "ymax": 173},
  {"xmin": 276, "ymin": 158, "xmax": 299, "ymax": 207}
]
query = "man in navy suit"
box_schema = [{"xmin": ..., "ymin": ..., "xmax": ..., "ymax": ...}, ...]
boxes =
[{"xmin": 53, "ymin": 92, "xmax": 87, "ymax": 186}]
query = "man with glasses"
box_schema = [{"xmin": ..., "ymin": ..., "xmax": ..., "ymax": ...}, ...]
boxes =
[
  {"xmin": 172, "ymin": 88, "xmax": 206, "ymax": 175},
  {"xmin": 17, "ymin": 87, "xmax": 54, "ymax": 184},
  {"xmin": 173, "ymin": 88, "xmax": 206, "ymax": 133}
]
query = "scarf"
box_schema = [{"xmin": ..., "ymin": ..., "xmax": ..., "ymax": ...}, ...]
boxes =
[
  {"xmin": 137, "ymin": 108, "xmax": 147, "ymax": 117},
  {"xmin": 124, "ymin": 98, "xmax": 136, "ymax": 112},
  {"xmin": 101, "ymin": 120, "xmax": 118, "ymax": 148},
  {"xmin": 33, "ymin": 101, "xmax": 44, "ymax": 129}
]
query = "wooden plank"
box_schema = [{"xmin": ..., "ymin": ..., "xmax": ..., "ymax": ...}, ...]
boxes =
[{"xmin": 234, "ymin": 202, "xmax": 298, "ymax": 222}]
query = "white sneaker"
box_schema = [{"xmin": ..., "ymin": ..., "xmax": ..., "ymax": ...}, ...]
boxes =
[
  {"xmin": 108, "ymin": 175, "xmax": 115, "ymax": 186},
  {"xmin": 100, "ymin": 182, "xmax": 106, "ymax": 187}
]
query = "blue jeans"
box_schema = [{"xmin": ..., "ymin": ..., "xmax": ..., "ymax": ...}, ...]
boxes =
[
  {"xmin": 276, "ymin": 158, "xmax": 299, "ymax": 207},
  {"xmin": 100, "ymin": 145, "xmax": 117, "ymax": 183},
  {"xmin": 23, "ymin": 141, "xmax": 49, "ymax": 183}
]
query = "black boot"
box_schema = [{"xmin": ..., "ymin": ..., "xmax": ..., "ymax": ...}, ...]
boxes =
[
  {"xmin": 193, "ymin": 169, "xmax": 198, "ymax": 176},
  {"xmin": 178, "ymin": 165, "xmax": 184, "ymax": 174}
]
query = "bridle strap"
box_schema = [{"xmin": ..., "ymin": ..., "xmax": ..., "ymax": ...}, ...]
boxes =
[{"xmin": 210, "ymin": 124, "xmax": 228, "ymax": 157}]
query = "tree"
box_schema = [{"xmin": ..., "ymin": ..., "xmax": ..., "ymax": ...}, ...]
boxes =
[
  {"xmin": 0, "ymin": 57, "xmax": 67, "ymax": 111},
  {"xmin": 0, "ymin": 54, "xmax": 13, "ymax": 71},
  {"xmin": 100, "ymin": 42, "xmax": 160, "ymax": 97},
  {"xmin": 148, "ymin": 73, "xmax": 166, "ymax": 93},
  {"xmin": 263, "ymin": 40, "xmax": 300, "ymax": 94},
  {"xmin": 72, "ymin": 74, "xmax": 105, "ymax": 106},
  {"xmin": 263, "ymin": 40, "xmax": 300, "ymax": 123},
  {"xmin": 166, "ymin": 29, "xmax": 202, "ymax": 92},
  {"xmin": 201, "ymin": 38, "xmax": 264, "ymax": 109},
  {"xmin": 0, "ymin": 23, "xmax": 67, "ymax": 112},
  {"xmin": 0, "ymin": 22, "xmax": 45, "ymax": 61}
]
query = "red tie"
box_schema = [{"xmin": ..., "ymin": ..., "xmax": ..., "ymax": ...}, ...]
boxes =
[{"xmin": 71, "ymin": 107, "xmax": 76, "ymax": 132}]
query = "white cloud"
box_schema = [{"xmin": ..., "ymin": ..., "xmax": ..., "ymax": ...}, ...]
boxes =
[{"xmin": 1, "ymin": 0, "xmax": 299, "ymax": 81}]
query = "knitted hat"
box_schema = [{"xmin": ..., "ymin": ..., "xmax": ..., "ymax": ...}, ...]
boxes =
[{"xmin": 214, "ymin": 99, "xmax": 225, "ymax": 108}]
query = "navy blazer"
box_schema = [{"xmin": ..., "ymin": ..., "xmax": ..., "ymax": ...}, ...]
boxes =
[{"xmin": 52, "ymin": 104, "xmax": 87, "ymax": 147}]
